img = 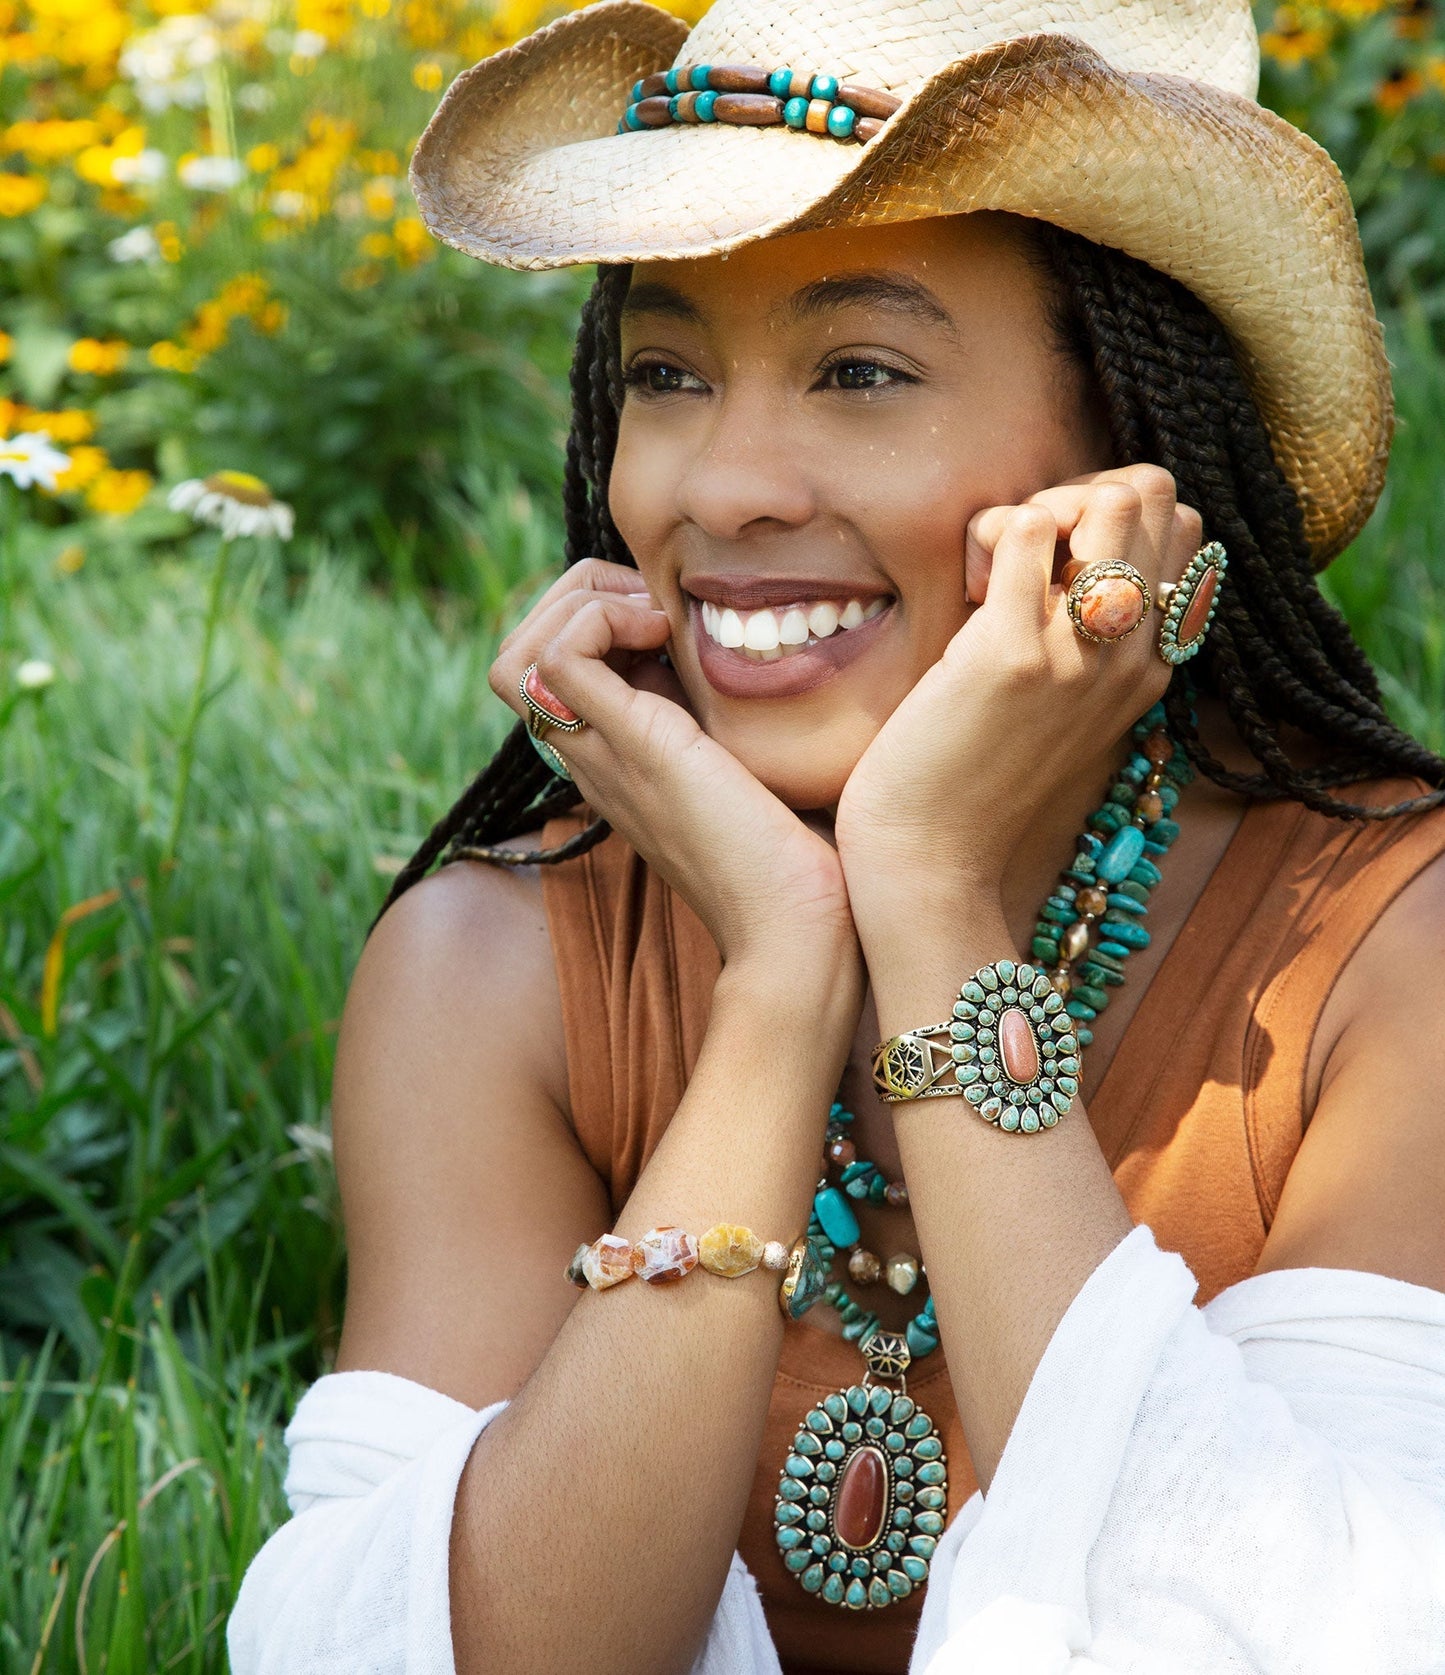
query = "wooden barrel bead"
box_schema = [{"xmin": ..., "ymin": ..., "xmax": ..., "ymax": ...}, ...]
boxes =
[
  {"xmin": 837, "ymin": 83, "xmax": 902, "ymax": 118},
  {"xmin": 707, "ymin": 64, "xmax": 771, "ymax": 93},
  {"xmin": 788, "ymin": 68, "xmax": 813, "ymax": 98},
  {"xmin": 671, "ymin": 90, "xmax": 703, "ymax": 122},
  {"xmin": 805, "ymin": 97, "xmax": 832, "ymax": 134},
  {"xmin": 855, "ymin": 116, "xmax": 886, "ymax": 142},
  {"xmin": 634, "ymin": 95, "xmax": 674, "ymax": 128},
  {"xmin": 636, "ymin": 71, "xmax": 669, "ymax": 99},
  {"xmin": 714, "ymin": 92, "xmax": 785, "ymax": 125}
]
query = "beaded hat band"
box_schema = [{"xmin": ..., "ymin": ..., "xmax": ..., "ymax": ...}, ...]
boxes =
[{"xmin": 619, "ymin": 65, "xmax": 901, "ymax": 145}]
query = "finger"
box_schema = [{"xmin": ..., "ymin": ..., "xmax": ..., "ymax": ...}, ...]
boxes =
[
  {"xmin": 1029, "ymin": 465, "xmax": 1181, "ymax": 583},
  {"xmin": 491, "ymin": 585, "xmax": 658, "ymax": 705},
  {"xmin": 497, "ymin": 555, "xmax": 656, "ymax": 658},
  {"xmin": 965, "ymin": 503, "xmax": 1060, "ymax": 624},
  {"xmin": 531, "ymin": 596, "xmax": 674, "ymax": 740}
]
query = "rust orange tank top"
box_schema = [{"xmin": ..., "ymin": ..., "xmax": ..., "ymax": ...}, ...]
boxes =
[{"xmin": 539, "ymin": 779, "xmax": 1445, "ymax": 1675}]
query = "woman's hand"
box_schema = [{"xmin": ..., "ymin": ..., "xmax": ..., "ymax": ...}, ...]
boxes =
[
  {"xmin": 490, "ymin": 557, "xmax": 858, "ymax": 972},
  {"xmin": 834, "ymin": 464, "xmax": 1201, "ymax": 935}
]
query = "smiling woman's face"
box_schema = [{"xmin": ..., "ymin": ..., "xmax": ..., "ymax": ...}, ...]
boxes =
[{"xmin": 608, "ymin": 212, "xmax": 1112, "ymax": 810}]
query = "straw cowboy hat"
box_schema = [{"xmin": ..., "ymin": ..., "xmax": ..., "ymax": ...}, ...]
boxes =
[{"xmin": 409, "ymin": 0, "xmax": 1392, "ymax": 566}]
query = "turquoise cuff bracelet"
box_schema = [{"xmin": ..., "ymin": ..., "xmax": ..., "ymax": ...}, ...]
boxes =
[
  {"xmin": 949, "ymin": 960, "xmax": 1080, "ymax": 1132},
  {"xmin": 618, "ymin": 64, "xmax": 901, "ymax": 143}
]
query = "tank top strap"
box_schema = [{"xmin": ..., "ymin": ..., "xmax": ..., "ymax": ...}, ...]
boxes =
[
  {"xmin": 1244, "ymin": 778, "xmax": 1445, "ymax": 1222},
  {"xmin": 539, "ymin": 810, "xmax": 721, "ymax": 1211}
]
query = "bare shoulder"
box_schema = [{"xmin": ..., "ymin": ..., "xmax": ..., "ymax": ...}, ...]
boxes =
[
  {"xmin": 332, "ymin": 840, "xmax": 609, "ymax": 1406},
  {"xmin": 1258, "ymin": 844, "xmax": 1445, "ymax": 1288}
]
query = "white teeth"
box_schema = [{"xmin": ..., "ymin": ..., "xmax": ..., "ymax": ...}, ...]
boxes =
[
  {"xmin": 779, "ymin": 608, "xmax": 810, "ymax": 645},
  {"xmin": 697, "ymin": 595, "xmax": 887, "ymax": 659},
  {"xmin": 742, "ymin": 610, "xmax": 781, "ymax": 652},
  {"xmin": 807, "ymin": 601, "xmax": 840, "ymax": 638}
]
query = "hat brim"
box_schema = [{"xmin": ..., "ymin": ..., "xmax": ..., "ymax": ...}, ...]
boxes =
[{"xmin": 411, "ymin": 1, "xmax": 1391, "ymax": 565}]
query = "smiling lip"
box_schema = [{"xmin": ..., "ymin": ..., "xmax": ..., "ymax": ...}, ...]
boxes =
[
  {"xmin": 684, "ymin": 573, "xmax": 893, "ymax": 612},
  {"xmin": 688, "ymin": 593, "xmax": 894, "ymax": 699}
]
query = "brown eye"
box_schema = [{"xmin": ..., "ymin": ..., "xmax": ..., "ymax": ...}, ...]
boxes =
[
  {"xmin": 623, "ymin": 359, "xmax": 704, "ymax": 396},
  {"xmin": 820, "ymin": 358, "xmax": 917, "ymax": 392}
]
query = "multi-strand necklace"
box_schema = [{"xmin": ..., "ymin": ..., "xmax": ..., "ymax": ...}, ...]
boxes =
[{"xmin": 773, "ymin": 699, "xmax": 1196, "ymax": 1612}]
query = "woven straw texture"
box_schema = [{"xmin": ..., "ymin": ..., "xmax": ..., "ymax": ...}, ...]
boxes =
[{"xmin": 410, "ymin": 0, "xmax": 1392, "ymax": 565}]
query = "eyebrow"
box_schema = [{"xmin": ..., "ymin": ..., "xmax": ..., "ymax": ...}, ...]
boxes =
[
  {"xmin": 784, "ymin": 272, "xmax": 959, "ymax": 335},
  {"xmin": 620, "ymin": 270, "xmax": 959, "ymax": 336}
]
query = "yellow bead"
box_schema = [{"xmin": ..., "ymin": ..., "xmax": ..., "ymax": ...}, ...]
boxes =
[{"xmin": 699, "ymin": 1223, "xmax": 764, "ymax": 1277}]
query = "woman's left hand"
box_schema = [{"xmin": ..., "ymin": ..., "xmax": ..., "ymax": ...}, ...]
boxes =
[{"xmin": 834, "ymin": 463, "xmax": 1201, "ymax": 933}]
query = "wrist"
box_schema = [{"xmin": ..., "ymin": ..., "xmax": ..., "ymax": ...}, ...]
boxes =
[{"xmin": 861, "ymin": 909, "xmax": 1014, "ymax": 1040}]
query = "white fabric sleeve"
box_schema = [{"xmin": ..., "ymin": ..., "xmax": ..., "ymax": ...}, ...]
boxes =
[
  {"xmin": 226, "ymin": 1367, "xmax": 782, "ymax": 1675},
  {"xmin": 908, "ymin": 1223, "xmax": 1445, "ymax": 1675}
]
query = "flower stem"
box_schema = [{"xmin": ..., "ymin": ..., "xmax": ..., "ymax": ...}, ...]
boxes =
[{"xmin": 162, "ymin": 534, "xmax": 232, "ymax": 872}]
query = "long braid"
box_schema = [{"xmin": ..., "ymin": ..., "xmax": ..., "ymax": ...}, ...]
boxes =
[
  {"xmin": 368, "ymin": 265, "xmax": 632, "ymax": 935},
  {"xmin": 1034, "ymin": 225, "xmax": 1445, "ymax": 820}
]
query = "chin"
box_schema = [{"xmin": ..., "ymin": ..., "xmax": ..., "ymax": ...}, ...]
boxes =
[{"xmin": 721, "ymin": 732, "xmax": 865, "ymax": 813}]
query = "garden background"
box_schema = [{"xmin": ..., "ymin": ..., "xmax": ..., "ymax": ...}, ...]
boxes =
[{"xmin": 2, "ymin": 0, "xmax": 1444, "ymax": 1668}]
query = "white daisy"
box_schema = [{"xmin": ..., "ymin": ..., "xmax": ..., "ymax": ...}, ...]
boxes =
[
  {"xmin": 168, "ymin": 471, "xmax": 295, "ymax": 541},
  {"xmin": 15, "ymin": 659, "xmax": 56, "ymax": 690},
  {"xmin": 107, "ymin": 226, "xmax": 161, "ymax": 264},
  {"xmin": 178, "ymin": 155, "xmax": 245, "ymax": 192},
  {"xmin": 0, "ymin": 432, "xmax": 72, "ymax": 492},
  {"xmin": 111, "ymin": 149, "xmax": 169, "ymax": 187}
]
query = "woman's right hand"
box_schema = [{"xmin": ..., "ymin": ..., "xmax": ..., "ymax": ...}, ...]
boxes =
[{"xmin": 490, "ymin": 557, "xmax": 857, "ymax": 971}]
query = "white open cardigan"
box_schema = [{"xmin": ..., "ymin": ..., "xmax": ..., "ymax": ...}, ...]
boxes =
[{"xmin": 227, "ymin": 1223, "xmax": 1445, "ymax": 1674}]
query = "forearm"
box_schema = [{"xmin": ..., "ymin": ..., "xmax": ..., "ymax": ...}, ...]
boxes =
[
  {"xmin": 862, "ymin": 898, "xmax": 1133, "ymax": 1495},
  {"xmin": 450, "ymin": 941, "xmax": 863, "ymax": 1675}
]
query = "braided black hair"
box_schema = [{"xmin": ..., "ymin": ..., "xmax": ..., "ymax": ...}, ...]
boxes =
[{"xmin": 371, "ymin": 227, "xmax": 1445, "ymax": 933}]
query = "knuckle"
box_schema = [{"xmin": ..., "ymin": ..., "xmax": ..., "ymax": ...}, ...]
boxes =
[
  {"xmin": 1006, "ymin": 504, "xmax": 1056, "ymax": 539},
  {"xmin": 1124, "ymin": 463, "xmax": 1177, "ymax": 504},
  {"xmin": 1177, "ymin": 503, "xmax": 1205, "ymax": 547},
  {"xmin": 1093, "ymin": 481, "xmax": 1143, "ymax": 522}
]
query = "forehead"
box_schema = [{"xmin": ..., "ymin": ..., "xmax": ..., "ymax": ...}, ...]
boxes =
[{"xmin": 622, "ymin": 213, "xmax": 1044, "ymax": 335}]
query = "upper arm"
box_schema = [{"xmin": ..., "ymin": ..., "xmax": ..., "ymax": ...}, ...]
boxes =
[
  {"xmin": 331, "ymin": 851, "xmax": 610, "ymax": 1409},
  {"xmin": 1255, "ymin": 850, "xmax": 1445, "ymax": 1290}
]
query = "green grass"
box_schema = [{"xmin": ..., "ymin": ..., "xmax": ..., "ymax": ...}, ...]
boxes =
[{"xmin": 3, "ymin": 331, "xmax": 1444, "ymax": 1674}]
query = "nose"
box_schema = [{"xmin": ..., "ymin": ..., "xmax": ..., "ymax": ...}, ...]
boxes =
[{"xmin": 673, "ymin": 385, "xmax": 817, "ymax": 540}]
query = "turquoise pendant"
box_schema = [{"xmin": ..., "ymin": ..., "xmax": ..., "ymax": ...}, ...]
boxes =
[{"xmin": 774, "ymin": 1331, "xmax": 946, "ymax": 1610}]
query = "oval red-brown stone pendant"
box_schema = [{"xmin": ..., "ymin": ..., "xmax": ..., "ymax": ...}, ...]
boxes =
[
  {"xmin": 834, "ymin": 1445, "xmax": 888, "ymax": 1551},
  {"xmin": 998, "ymin": 1007, "xmax": 1040, "ymax": 1085}
]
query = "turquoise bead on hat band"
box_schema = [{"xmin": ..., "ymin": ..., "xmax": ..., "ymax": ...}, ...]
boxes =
[{"xmin": 617, "ymin": 63, "xmax": 900, "ymax": 142}]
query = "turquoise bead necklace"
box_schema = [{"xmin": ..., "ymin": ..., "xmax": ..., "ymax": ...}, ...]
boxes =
[{"xmin": 774, "ymin": 698, "xmax": 1195, "ymax": 1613}]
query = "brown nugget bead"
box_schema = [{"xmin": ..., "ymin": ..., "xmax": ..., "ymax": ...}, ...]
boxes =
[
  {"xmin": 636, "ymin": 72, "xmax": 670, "ymax": 99},
  {"xmin": 706, "ymin": 64, "xmax": 772, "ymax": 93},
  {"xmin": 855, "ymin": 116, "xmax": 886, "ymax": 142},
  {"xmin": 836, "ymin": 83, "xmax": 902, "ymax": 119},
  {"xmin": 884, "ymin": 1180, "xmax": 909, "ymax": 1208},
  {"xmin": 826, "ymin": 1136, "xmax": 856, "ymax": 1169},
  {"xmin": 848, "ymin": 1248, "xmax": 882, "ymax": 1286},
  {"xmin": 713, "ymin": 92, "xmax": 784, "ymax": 125},
  {"xmin": 1143, "ymin": 728, "xmax": 1173, "ymax": 766},
  {"xmin": 672, "ymin": 90, "xmax": 702, "ymax": 122},
  {"xmin": 805, "ymin": 96, "xmax": 831, "ymax": 133},
  {"xmin": 634, "ymin": 95, "xmax": 674, "ymax": 128},
  {"xmin": 1135, "ymin": 789, "xmax": 1164, "ymax": 824},
  {"xmin": 1075, "ymin": 884, "xmax": 1108, "ymax": 918}
]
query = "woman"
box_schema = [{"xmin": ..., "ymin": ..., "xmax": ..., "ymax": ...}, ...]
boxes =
[{"xmin": 229, "ymin": 2, "xmax": 1445, "ymax": 1672}]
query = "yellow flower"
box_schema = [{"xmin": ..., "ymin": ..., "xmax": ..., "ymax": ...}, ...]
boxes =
[
  {"xmin": 67, "ymin": 337, "xmax": 130, "ymax": 375},
  {"xmin": 54, "ymin": 444, "xmax": 108, "ymax": 491},
  {"xmin": 392, "ymin": 214, "xmax": 433, "ymax": 265},
  {"xmin": 87, "ymin": 468, "xmax": 153, "ymax": 516},
  {"xmin": 1324, "ymin": 0, "xmax": 1389, "ymax": 17},
  {"xmin": 254, "ymin": 299, "xmax": 288, "ymax": 335},
  {"xmin": 149, "ymin": 340, "xmax": 198, "ymax": 373},
  {"xmin": 54, "ymin": 543, "xmax": 85, "ymax": 575},
  {"xmin": 359, "ymin": 229, "xmax": 393, "ymax": 258},
  {"xmin": 2, "ymin": 117, "xmax": 101, "ymax": 160},
  {"xmin": 411, "ymin": 57, "xmax": 443, "ymax": 91},
  {"xmin": 0, "ymin": 173, "xmax": 46, "ymax": 216},
  {"xmin": 247, "ymin": 142, "xmax": 281, "ymax": 174},
  {"xmin": 1376, "ymin": 67, "xmax": 1425, "ymax": 112},
  {"xmin": 25, "ymin": 408, "xmax": 94, "ymax": 443},
  {"xmin": 155, "ymin": 220, "xmax": 184, "ymax": 263},
  {"xmin": 0, "ymin": 330, "xmax": 10, "ymax": 364},
  {"xmin": 75, "ymin": 125, "xmax": 147, "ymax": 188},
  {"xmin": 361, "ymin": 175, "xmax": 397, "ymax": 218}
]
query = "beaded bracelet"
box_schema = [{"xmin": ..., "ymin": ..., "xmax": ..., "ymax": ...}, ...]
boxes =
[
  {"xmin": 566, "ymin": 1224, "xmax": 826, "ymax": 1317},
  {"xmin": 618, "ymin": 64, "xmax": 901, "ymax": 145}
]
